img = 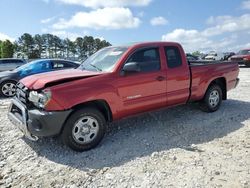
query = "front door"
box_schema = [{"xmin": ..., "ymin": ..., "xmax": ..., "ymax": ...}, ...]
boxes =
[{"xmin": 116, "ymin": 47, "xmax": 167, "ymax": 117}]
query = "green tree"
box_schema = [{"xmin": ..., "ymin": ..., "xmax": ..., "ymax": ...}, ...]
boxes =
[
  {"xmin": 63, "ymin": 38, "xmax": 76, "ymax": 59},
  {"xmin": 192, "ymin": 51, "xmax": 201, "ymax": 57},
  {"xmin": 1, "ymin": 40, "xmax": 14, "ymax": 58},
  {"xmin": 33, "ymin": 34, "xmax": 46, "ymax": 58},
  {"xmin": 18, "ymin": 33, "xmax": 36, "ymax": 58},
  {"xmin": 75, "ymin": 37, "xmax": 85, "ymax": 60},
  {"xmin": 14, "ymin": 33, "xmax": 111, "ymax": 60}
]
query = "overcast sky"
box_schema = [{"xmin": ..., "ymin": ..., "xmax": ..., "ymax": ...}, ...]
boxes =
[{"xmin": 0, "ymin": 0, "xmax": 250, "ymax": 52}]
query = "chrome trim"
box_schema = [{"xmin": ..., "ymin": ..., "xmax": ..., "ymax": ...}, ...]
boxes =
[{"xmin": 8, "ymin": 99, "xmax": 38, "ymax": 141}]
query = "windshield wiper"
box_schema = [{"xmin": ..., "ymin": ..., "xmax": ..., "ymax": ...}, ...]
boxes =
[{"xmin": 90, "ymin": 64, "xmax": 102, "ymax": 72}]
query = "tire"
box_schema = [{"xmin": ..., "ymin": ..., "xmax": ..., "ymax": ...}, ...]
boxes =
[
  {"xmin": 61, "ymin": 107, "xmax": 106, "ymax": 152},
  {"xmin": 0, "ymin": 80, "xmax": 17, "ymax": 97},
  {"xmin": 199, "ymin": 84, "xmax": 222, "ymax": 113}
]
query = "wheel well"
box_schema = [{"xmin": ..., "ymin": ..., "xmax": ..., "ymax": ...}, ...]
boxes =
[
  {"xmin": 209, "ymin": 77, "xmax": 227, "ymax": 100},
  {"xmin": 1, "ymin": 79, "xmax": 17, "ymax": 85},
  {"xmin": 72, "ymin": 100, "xmax": 113, "ymax": 122}
]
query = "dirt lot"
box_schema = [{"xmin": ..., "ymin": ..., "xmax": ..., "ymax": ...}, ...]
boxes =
[{"xmin": 0, "ymin": 68, "xmax": 250, "ymax": 188}]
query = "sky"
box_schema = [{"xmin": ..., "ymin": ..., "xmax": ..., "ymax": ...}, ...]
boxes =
[{"xmin": 0, "ymin": 0, "xmax": 250, "ymax": 53}]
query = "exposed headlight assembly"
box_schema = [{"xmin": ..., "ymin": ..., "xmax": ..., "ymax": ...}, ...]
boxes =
[{"xmin": 29, "ymin": 90, "xmax": 51, "ymax": 108}]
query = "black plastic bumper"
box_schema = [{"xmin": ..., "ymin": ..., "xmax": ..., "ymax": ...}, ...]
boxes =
[
  {"xmin": 8, "ymin": 98, "xmax": 72, "ymax": 139},
  {"xmin": 27, "ymin": 109, "xmax": 72, "ymax": 137}
]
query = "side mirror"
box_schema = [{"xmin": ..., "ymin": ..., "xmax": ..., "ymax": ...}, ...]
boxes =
[{"xmin": 122, "ymin": 62, "xmax": 141, "ymax": 73}]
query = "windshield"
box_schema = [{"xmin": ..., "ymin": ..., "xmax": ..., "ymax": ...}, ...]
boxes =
[
  {"xmin": 15, "ymin": 59, "xmax": 47, "ymax": 71},
  {"xmin": 237, "ymin": 50, "xmax": 250, "ymax": 55},
  {"xmin": 79, "ymin": 47, "xmax": 128, "ymax": 72}
]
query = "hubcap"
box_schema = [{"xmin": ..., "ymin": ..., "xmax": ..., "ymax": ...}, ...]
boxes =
[
  {"xmin": 1, "ymin": 83, "xmax": 16, "ymax": 97},
  {"xmin": 209, "ymin": 90, "xmax": 219, "ymax": 107},
  {"xmin": 72, "ymin": 116, "xmax": 99, "ymax": 144}
]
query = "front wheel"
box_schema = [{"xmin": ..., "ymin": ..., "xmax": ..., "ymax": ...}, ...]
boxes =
[
  {"xmin": 0, "ymin": 81, "xmax": 17, "ymax": 97},
  {"xmin": 61, "ymin": 107, "xmax": 106, "ymax": 152},
  {"xmin": 199, "ymin": 84, "xmax": 222, "ymax": 112}
]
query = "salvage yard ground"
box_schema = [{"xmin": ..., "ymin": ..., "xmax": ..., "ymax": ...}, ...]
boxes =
[{"xmin": 0, "ymin": 67, "xmax": 250, "ymax": 188}]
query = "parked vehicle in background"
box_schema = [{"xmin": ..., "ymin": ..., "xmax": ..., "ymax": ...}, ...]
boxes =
[
  {"xmin": 223, "ymin": 52, "xmax": 235, "ymax": 61},
  {"xmin": 205, "ymin": 51, "xmax": 224, "ymax": 61},
  {"xmin": 200, "ymin": 53, "xmax": 208, "ymax": 60},
  {"xmin": 8, "ymin": 42, "xmax": 239, "ymax": 151},
  {"xmin": 186, "ymin": 53, "xmax": 199, "ymax": 61},
  {"xmin": 0, "ymin": 59, "xmax": 79, "ymax": 97},
  {"xmin": 0, "ymin": 58, "xmax": 26, "ymax": 72},
  {"xmin": 230, "ymin": 49, "xmax": 250, "ymax": 67}
]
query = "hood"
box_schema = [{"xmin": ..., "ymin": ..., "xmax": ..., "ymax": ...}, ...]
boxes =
[
  {"xmin": 0, "ymin": 70, "xmax": 17, "ymax": 78},
  {"xmin": 20, "ymin": 69, "xmax": 103, "ymax": 90}
]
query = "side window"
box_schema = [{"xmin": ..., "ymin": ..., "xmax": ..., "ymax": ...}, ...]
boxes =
[
  {"xmin": 1, "ymin": 60, "xmax": 9, "ymax": 64},
  {"xmin": 127, "ymin": 48, "xmax": 161, "ymax": 72},
  {"xmin": 16, "ymin": 60, "xmax": 24, "ymax": 64},
  {"xmin": 164, "ymin": 46, "xmax": 182, "ymax": 68},
  {"xmin": 63, "ymin": 62, "xmax": 75, "ymax": 68},
  {"xmin": 35, "ymin": 61, "xmax": 51, "ymax": 72},
  {"xmin": 52, "ymin": 61, "xmax": 65, "ymax": 69}
]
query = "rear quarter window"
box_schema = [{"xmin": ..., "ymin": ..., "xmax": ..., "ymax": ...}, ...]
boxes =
[{"xmin": 164, "ymin": 46, "xmax": 182, "ymax": 68}]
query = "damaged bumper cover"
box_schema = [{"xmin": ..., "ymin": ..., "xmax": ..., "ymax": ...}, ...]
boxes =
[{"xmin": 8, "ymin": 98, "xmax": 72, "ymax": 140}]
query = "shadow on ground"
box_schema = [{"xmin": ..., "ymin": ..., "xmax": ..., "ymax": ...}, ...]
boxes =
[{"xmin": 23, "ymin": 99, "xmax": 250, "ymax": 170}]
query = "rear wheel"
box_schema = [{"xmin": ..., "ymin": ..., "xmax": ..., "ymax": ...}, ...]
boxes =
[
  {"xmin": 0, "ymin": 81, "xmax": 17, "ymax": 97},
  {"xmin": 61, "ymin": 107, "xmax": 106, "ymax": 152},
  {"xmin": 199, "ymin": 84, "xmax": 222, "ymax": 112}
]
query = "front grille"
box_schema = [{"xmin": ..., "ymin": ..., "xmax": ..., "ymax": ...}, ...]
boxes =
[{"xmin": 16, "ymin": 82, "xmax": 29, "ymax": 105}]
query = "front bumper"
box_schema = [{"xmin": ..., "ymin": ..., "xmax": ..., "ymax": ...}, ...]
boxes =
[
  {"xmin": 8, "ymin": 98, "xmax": 72, "ymax": 140},
  {"xmin": 232, "ymin": 60, "xmax": 250, "ymax": 65}
]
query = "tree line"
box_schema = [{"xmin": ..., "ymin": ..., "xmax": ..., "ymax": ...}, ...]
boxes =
[{"xmin": 0, "ymin": 33, "xmax": 111, "ymax": 61}]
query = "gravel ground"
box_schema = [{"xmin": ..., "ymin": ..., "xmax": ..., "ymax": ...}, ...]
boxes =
[{"xmin": 0, "ymin": 67, "xmax": 250, "ymax": 188}]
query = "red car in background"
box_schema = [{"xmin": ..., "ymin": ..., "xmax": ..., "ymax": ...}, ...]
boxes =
[{"xmin": 230, "ymin": 49, "xmax": 250, "ymax": 67}]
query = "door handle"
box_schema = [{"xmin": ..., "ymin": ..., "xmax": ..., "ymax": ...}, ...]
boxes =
[{"xmin": 156, "ymin": 76, "xmax": 165, "ymax": 81}]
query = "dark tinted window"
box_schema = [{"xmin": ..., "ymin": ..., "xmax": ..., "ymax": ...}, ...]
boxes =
[
  {"xmin": 164, "ymin": 46, "xmax": 182, "ymax": 68},
  {"xmin": 127, "ymin": 48, "xmax": 160, "ymax": 72},
  {"xmin": 63, "ymin": 61, "xmax": 76, "ymax": 68},
  {"xmin": 0, "ymin": 59, "xmax": 24, "ymax": 64}
]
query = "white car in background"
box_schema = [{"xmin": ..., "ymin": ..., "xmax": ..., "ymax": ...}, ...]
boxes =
[{"xmin": 205, "ymin": 51, "xmax": 224, "ymax": 61}]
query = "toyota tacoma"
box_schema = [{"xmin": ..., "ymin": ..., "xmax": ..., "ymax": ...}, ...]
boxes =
[{"xmin": 8, "ymin": 42, "xmax": 239, "ymax": 151}]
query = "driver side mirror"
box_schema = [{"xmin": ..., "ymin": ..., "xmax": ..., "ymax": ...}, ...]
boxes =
[{"xmin": 122, "ymin": 62, "xmax": 141, "ymax": 75}]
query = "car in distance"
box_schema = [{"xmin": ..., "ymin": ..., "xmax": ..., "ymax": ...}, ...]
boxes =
[
  {"xmin": 230, "ymin": 49, "xmax": 250, "ymax": 67},
  {"xmin": 223, "ymin": 52, "xmax": 235, "ymax": 61},
  {"xmin": 0, "ymin": 58, "xmax": 27, "ymax": 72},
  {"xmin": 186, "ymin": 53, "xmax": 199, "ymax": 61},
  {"xmin": 8, "ymin": 42, "xmax": 239, "ymax": 151},
  {"xmin": 0, "ymin": 59, "xmax": 79, "ymax": 97},
  {"xmin": 205, "ymin": 51, "xmax": 224, "ymax": 61}
]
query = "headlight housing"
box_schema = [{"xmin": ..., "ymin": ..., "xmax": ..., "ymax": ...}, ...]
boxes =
[
  {"xmin": 243, "ymin": 58, "xmax": 249, "ymax": 61},
  {"xmin": 28, "ymin": 90, "xmax": 51, "ymax": 108}
]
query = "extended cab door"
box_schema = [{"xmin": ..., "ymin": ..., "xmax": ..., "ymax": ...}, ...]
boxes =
[
  {"xmin": 116, "ymin": 47, "xmax": 167, "ymax": 116},
  {"xmin": 164, "ymin": 45, "xmax": 191, "ymax": 106}
]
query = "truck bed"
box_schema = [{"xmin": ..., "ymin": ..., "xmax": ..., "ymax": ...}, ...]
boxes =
[{"xmin": 188, "ymin": 60, "xmax": 239, "ymax": 102}]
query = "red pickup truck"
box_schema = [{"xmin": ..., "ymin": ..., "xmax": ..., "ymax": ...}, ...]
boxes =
[
  {"xmin": 8, "ymin": 42, "xmax": 239, "ymax": 151},
  {"xmin": 230, "ymin": 48, "xmax": 250, "ymax": 67}
]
